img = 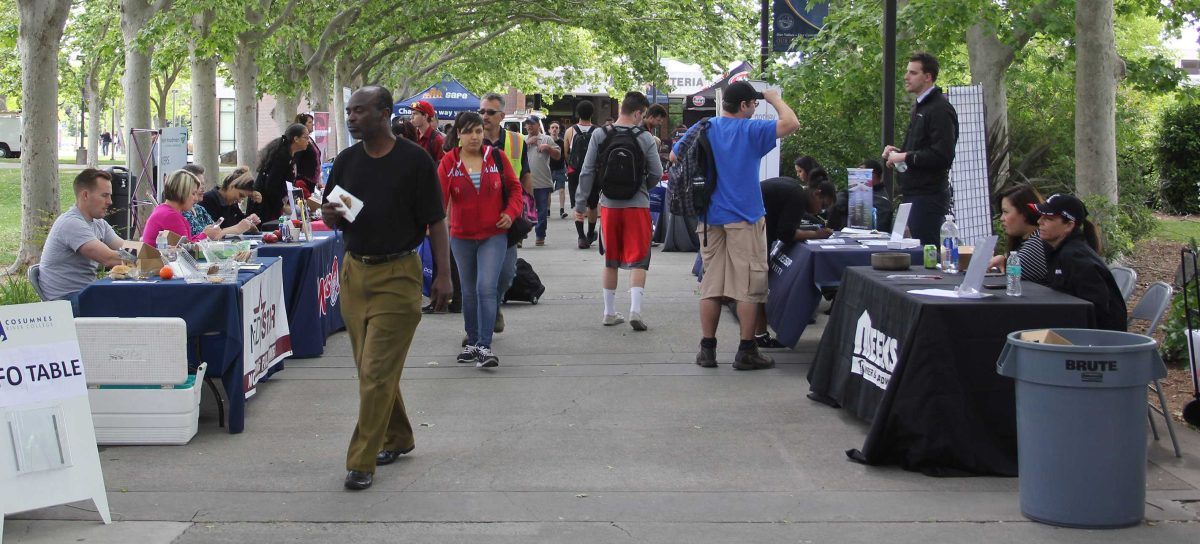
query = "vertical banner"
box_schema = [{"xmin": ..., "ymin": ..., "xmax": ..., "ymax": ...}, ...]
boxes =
[
  {"xmin": 774, "ymin": 1, "xmax": 830, "ymax": 52},
  {"xmin": 242, "ymin": 262, "xmax": 292, "ymax": 398},
  {"xmin": 750, "ymin": 80, "xmax": 781, "ymax": 181},
  {"xmin": 312, "ymin": 112, "xmax": 330, "ymax": 165},
  {"xmin": 156, "ymin": 126, "xmax": 188, "ymax": 197},
  {"xmin": 847, "ymin": 168, "xmax": 874, "ymax": 229}
]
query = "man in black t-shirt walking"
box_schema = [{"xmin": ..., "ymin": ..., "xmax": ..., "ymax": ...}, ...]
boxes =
[{"xmin": 322, "ymin": 86, "xmax": 452, "ymax": 491}]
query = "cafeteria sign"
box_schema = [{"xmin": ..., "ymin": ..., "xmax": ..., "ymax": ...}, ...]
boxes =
[
  {"xmin": 242, "ymin": 262, "xmax": 293, "ymax": 398},
  {"xmin": 0, "ymin": 301, "xmax": 110, "ymax": 539}
]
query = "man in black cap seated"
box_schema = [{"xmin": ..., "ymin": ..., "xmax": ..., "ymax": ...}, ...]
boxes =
[{"xmin": 1030, "ymin": 193, "xmax": 1127, "ymax": 332}]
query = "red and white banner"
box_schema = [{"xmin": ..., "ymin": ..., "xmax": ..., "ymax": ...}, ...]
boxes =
[{"xmin": 242, "ymin": 261, "xmax": 292, "ymax": 398}]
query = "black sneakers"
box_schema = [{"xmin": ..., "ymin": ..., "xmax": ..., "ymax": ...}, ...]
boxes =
[
  {"xmin": 375, "ymin": 445, "xmax": 415, "ymax": 465},
  {"xmin": 695, "ymin": 345, "xmax": 717, "ymax": 368},
  {"xmin": 457, "ymin": 346, "xmax": 478, "ymax": 363},
  {"xmin": 733, "ymin": 346, "xmax": 775, "ymax": 370},
  {"xmin": 476, "ymin": 346, "xmax": 499, "ymax": 368},
  {"xmin": 755, "ymin": 334, "xmax": 787, "ymax": 349}
]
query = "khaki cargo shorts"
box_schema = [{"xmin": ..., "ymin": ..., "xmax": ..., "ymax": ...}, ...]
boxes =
[{"xmin": 697, "ymin": 218, "xmax": 768, "ymax": 304}]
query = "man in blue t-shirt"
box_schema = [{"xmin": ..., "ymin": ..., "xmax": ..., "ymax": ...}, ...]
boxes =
[{"xmin": 672, "ymin": 81, "xmax": 800, "ymax": 370}]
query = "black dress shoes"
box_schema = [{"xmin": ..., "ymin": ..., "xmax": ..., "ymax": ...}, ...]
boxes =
[
  {"xmin": 344, "ymin": 470, "xmax": 373, "ymax": 490},
  {"xmin": 375, "ymin": 445, "xmax": 415, "ymax": 466}
]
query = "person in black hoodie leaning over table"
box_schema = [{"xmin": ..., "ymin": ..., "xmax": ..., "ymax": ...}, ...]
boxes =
[
  {"xmin": 250, "ymin": 122, "xmax": 309, "ymax": 227},
  {"xmin": 1030, "ymin": 193, "xmax": 1127, "ymax": 332}
]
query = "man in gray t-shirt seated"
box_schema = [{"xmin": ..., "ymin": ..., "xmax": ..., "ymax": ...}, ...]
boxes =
[{"xmin": 40, "ymin": 168, "xmax": 128, "ymax": 303}]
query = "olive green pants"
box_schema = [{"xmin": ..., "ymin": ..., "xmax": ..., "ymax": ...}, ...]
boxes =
[{"xmin": 341, "ymin": 253, "xmax": 422, "ymax": 472}]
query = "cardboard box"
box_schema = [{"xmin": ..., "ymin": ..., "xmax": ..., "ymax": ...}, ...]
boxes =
[
  {"xmin": 1020, "ymin": 329, "xmax": 1073, "ymax": 346},
  {"xmin": 130, "ymin": 232, "xmax": 182, "ymax": 275},
  {"xmin": 958, "ymin": 245, "xmax": 974, "ymax": 271}
]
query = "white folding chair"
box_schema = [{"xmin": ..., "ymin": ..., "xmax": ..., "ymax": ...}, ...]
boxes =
[
  {"xmin": 26, "ymin": 263, "xmax": 47, "ymax": 301},
  {"xmin": 1129, "ymin": 282, "xmax": 1180, "ymax": 457},
  {"xmin": 1110, "ymin": 265, "xmax": 1137, "ymax": 301}
]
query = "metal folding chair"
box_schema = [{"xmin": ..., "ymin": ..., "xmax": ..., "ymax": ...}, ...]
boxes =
[
  {"xmin": 1130, "ymin": 281, "xmax": 1180, "ymax": 457},
  {"xmin": 1110, "ymin": 265, "xmax": 1137, "ymax": 301},
  {"xmin": 26, "ymin": 263, "xmax": 47, "ymax": 301}
]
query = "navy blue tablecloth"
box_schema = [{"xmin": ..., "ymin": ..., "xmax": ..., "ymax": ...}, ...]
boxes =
[
  {"xmin": 767, "ymin": 239, "xmax": 923, "ymax": 347},
  {"xmin": 77, "ymin": 257, "xmax": 283, "ymax": 434},
  {"xmin": 257, "ymin": 232, "xmax": 345, "ymax": 357}
]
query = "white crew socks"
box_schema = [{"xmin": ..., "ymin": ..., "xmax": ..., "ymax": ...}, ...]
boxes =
[
  {"xmin": 603, "ymin": 288, "xmax": 616, "ymax": 316},
  {"xmin": 629, "ymin": 287, "xmax": 644, "ymax": 314}
]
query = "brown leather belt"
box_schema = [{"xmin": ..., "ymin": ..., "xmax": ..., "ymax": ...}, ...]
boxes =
[{"xmin": 347, "ymin": 249, "xmax": 416, "ymax": 265}]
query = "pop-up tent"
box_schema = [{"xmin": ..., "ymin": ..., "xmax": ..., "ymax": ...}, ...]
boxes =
[
  {"xmin": 682, "ymin": 61, "xmax": 752, "ymax": 126},
  {"xmin": 393, "ymin": 77, "xmax": 480, "ymax": 120}
]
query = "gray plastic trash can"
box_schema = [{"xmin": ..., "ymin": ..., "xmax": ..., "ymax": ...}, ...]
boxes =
[{"xmin": 996, "ymin": 328, "xmax": 1167, "ymax": 529}]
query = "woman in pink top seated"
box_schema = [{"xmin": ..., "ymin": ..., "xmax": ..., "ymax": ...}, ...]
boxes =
[{"xmin": 142, "ymin": 169, "xmax": 222, "ymax": 245}]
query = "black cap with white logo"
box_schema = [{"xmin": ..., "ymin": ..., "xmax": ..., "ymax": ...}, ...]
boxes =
[{"xmin": 1029, "ymin": 193, "xmax": 1088, "ymax": 223}]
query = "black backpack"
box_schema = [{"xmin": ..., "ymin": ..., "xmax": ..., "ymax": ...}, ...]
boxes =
[
  {"xmin": 568, "ymin": 124, "xmax": 595, "ymax": 171},
  {"xmin": 595, "ymin": 126, "xmax": 647, "ymax": 200},
  {"xmin": 667, "ymin": 118, "xmax": 716, "ymax": 218}
]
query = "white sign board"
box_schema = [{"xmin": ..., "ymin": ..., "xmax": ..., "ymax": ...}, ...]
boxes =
[
  {"xmin": 847, "ymin": 168, "xmax": 874, "ymax": 229},
  {"xmin": 242, "ymin": 260, "xmax": 292, "ymax": 399},
  {"xmin": 751, "ymin": 80, "xmax": 780, "ymax": 181},
  {"xmin": 0, "ymin": 302, "xmax": 110, "ymax": 541},
  {"xmin": 157, "ymin": 126, "xmax": 189, "ymax": 197}
]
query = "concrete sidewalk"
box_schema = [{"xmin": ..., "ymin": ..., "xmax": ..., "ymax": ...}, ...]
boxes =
[{"xmin": 8, "ymin": 214, "xmax": 1200, "ymax": 543}]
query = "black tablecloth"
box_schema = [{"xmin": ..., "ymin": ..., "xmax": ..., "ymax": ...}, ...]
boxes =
[{"xmin": 806, "ymin": 267, "xmax": 1095, "ymax": 476}]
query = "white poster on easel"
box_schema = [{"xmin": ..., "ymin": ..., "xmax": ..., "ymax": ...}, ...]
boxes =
[
  {"xmin": 0, "ymin": 302, "xmax": 110, "ymax": 542},
  {"xmin": 157, "ymin": 126, "xmax": 189, "ymax": 196},
  {"xmin": 750, "ymin": 80, "xmax": 780, "ymax": 182}
]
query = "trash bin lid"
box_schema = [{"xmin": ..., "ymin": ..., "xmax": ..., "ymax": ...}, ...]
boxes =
[{"xmin": 997, "ymin": 328, "xmax": 1167, "ymax": 387}]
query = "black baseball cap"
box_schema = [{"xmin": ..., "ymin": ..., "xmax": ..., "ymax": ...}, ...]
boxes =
[
  {"xmin": 1029, "ymin": 193, "xmax": 1087, "ymax": 223},
  {"xmin": 523, "ymin": 115, "xmax": 541, "ymax": 126},
  {"xmin": 723, "ymin": 81, "xmax": 763, "ymax": 106}
]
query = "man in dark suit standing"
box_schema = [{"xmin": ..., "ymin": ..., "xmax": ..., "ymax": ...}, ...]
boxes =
[{"xmin": 883, "ymin": 52, "xmax": 958, "ymax": 246}]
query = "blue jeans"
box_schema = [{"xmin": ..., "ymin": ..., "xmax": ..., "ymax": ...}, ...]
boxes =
[
  {"xmin": 534, "ymin": 187, "xmax": 553, "ymax": 240},
  {"xmin": 451, "ymin": 234, "xmax": 508, "ymax": 348},
  {"xmin": 498, "ymin": 245, "xmax": 517, "ymax": 305}
]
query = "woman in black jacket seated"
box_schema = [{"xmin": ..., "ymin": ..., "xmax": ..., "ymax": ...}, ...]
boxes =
[{"xmin": 1030, "ymin": 193, "xmax": 1127, "ymax": 331}]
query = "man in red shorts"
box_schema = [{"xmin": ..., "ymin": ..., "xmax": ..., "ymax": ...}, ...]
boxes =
[{"xmin": 574, "ymin": 92, "xmax": 663, "ymax": 330}]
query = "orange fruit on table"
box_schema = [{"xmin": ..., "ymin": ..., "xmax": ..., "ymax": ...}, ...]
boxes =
[{"xmin": 159, "ymin": 265, "xmax": 174, "ymax": 280}]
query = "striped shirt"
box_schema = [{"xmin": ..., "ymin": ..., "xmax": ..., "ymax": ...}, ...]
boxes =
[{"xmin": 1018, "ymin": 230, "xmax": 1048, "ymax": 284}]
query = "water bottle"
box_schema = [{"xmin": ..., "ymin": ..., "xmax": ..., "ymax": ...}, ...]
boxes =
[
  {"xmin": 939, "ymin": 214, "xmax": 959, "ymax": 274},
  {"xmin": 156, "ymin": 230, "xmax": 168, "ymax": 252},
  {"xmin": 278, "ymin": 215, "xmax": 290, "ymax": 242},
  {"xmin": 894, "ymin": 159, "xmax": 907, "ymax": 173},
  {"xmin": 1006, "ymin": 251, "xmax": 1023, "ymax": 297}
]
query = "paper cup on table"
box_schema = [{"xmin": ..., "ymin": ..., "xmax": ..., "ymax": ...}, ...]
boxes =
[{"xmin": 326, "ymin": 185, "xmax": 364, "ymax": 222}]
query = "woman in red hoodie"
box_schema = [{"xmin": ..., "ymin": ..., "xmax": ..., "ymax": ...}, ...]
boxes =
[{"xmin": 438, "ymin": 111, "xmax": 524, "ymax": 368}]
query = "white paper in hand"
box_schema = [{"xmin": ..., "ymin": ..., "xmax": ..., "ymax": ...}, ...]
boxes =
[{"xmin": 325, "ymin": 185, "xmax": 364, "ymax": 223}]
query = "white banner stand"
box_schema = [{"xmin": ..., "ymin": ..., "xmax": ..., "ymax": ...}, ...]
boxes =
[
  {"xmin": 0, "ymin": 301, "xmax": 110, "ymax": 543},
  {"xmin": 157, "ymin": 126, "xmax": 188, "ymax": 196}
]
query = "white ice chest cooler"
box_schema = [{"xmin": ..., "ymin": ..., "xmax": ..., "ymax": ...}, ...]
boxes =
[{"xmin": 75, "ymin": 317, "xmax": 205, "ymax": 445}]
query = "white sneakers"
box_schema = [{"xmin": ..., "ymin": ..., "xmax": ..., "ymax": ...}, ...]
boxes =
[
  {"xmin": 603, "ymin": 313, "xmax": 625, "ymax": 326},
  {"xmin": 629, "ymin": 312, "xmax": 647, "ymax": 331}
]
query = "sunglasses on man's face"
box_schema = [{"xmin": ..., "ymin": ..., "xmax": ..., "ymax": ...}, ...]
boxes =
[{"xmin": 478, "ymin": 109, "xmax": 502, "ymax": 116}]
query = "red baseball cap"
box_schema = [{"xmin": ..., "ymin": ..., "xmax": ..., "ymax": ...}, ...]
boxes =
[{"xmin": 411, "ymin": 100, "xmax": 436, "ymax": 118}]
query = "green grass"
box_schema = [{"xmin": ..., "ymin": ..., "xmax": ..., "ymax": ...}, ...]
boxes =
[
  {"xmin": 0, "ymin": 170, "xmax": 75, "ymax": 266},
  {"xmin": 0, "ymin": 157, "xmax": 126, "ymax": 166},
  {"xmin": 1155, "ymin": 215, "xmax": 1200, "ymax": 245}
]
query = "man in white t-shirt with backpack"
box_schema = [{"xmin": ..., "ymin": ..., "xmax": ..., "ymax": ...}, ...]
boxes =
[
  {"xmin": 564, "ymin": 101, "xmax": 599, "ymax": 249},
  {"xmin": 574, "ymin": 91, "xmax": 663, "ymax": 331}
]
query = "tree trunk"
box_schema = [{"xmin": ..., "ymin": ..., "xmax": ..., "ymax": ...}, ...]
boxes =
[
  {"xmin": 11, "ymin": 0, "xmax": 71, "ymax": 272},
  {"xmin": 1075, "ymin": 0, "xmax": 1119, "ymax": 204},
  {"xmin": 332, "ymin": 56, "xmax": 353, "ymax": 156},
  {"xmin": 85, "ymin": 74, "xmax": 103, "ymax": 168},
  {"xmin": 231, "ymin": 52, "xmax": 259, "ymax": 168},
  {"xmin": 303, "ymin": 44, "xmax": 331, "ymax": 113},
  {"xmin": 966, "ymin": 22, "xmax": 1015, "ymax": 191},
  {"xmin": 275, "ymin": 93, "xmax": 298, "ymax": 132},
  {"xmin": 121, "ymin": 0, "xmax": 170, "ymax": 224},
  {"xmin": 191, "ymin": 55, "xmax": 218, "ymax": 182}
]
